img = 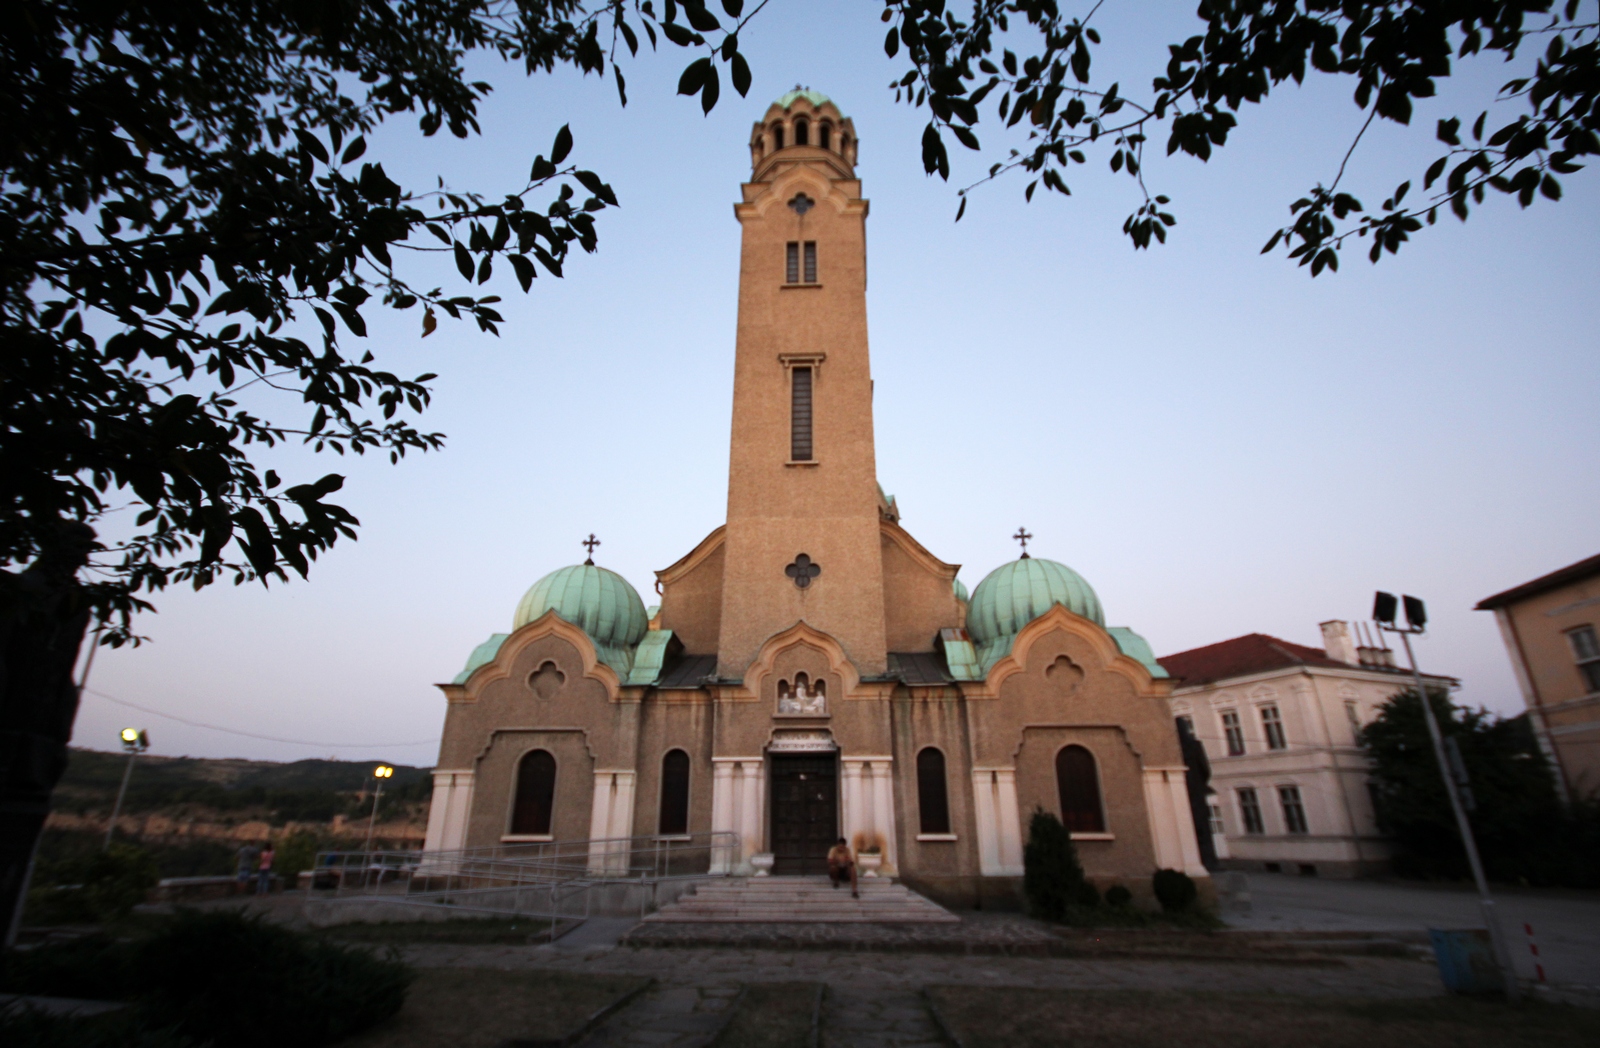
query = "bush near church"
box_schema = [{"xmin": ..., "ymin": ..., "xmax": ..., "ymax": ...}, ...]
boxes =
[
  {"xmin": 1151, "ymin": 868, "xmax": 1198, "ymax": 913},
  {"xmin": 1, "ymin": 910, "xmax": 410, "ymax": 1048},
  {"xmin": 1362, "ymin": 689, "xmax": 1600, "ymax": 888},
  {"xmin": 1023, "ymin": 810, "xmax": 1101, "ymax": 921}
]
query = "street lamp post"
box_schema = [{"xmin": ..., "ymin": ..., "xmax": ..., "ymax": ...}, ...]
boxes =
[
  {"xmin": 363, "ymin": 765, "xmax": 394, "ymax": 857},
  {"xmin": 1373, "ymin": 591, "xmax": 1519, "ymax": 1000},
  {"xmin": 104, "ymin": 728, "xmax": 150, "ymax": 850}
]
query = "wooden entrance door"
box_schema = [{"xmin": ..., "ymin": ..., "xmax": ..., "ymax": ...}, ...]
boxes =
[{"xmin": 769, "ymin": 754, "xmax": 838, "ymax": 875}]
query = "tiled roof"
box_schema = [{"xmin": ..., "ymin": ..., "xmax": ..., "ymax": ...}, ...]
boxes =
[
  {"xmin": 1156, "ymin": 634, "xmax": 1353, "ymax": 688},
  {"xmin": 1476, "ymin": 552, "xmax": 1600, "ymax": 610}
]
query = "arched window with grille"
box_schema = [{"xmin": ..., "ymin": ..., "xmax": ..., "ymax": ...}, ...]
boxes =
[
  {"xmin": 1055, "ymin": 745, "xmax": 1105, "ymax": 833},
  {"xmin": 510, "ymin": 749, "xmax": 557, "ymax": 836},
  {"xmin": 916, "ymin": 747, "xmax": 951, "ymax": 835},
  {"xmin": 659, "ymin": 749, "xmax": 691, "ymax": 835}
]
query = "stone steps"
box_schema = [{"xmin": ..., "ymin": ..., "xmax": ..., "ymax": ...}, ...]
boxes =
[{"xmin": 644, "ymin": 876, "xmax": 960, "ymax": 924}]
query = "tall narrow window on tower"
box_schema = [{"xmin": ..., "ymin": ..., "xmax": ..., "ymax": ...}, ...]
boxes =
[
  {"xmin": 786, "ymin": 242, "xmax": 799, "ymax": 284},
  {"xmin": 803, "ymin": 242, "xmax": 817, "ymax": 283},
  {"xmin": 790, "ymin": 366, "xmax": 814, "ymax": 461}
]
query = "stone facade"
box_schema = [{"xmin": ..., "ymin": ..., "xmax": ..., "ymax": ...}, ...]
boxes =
[{"xmin": 424, "ymin": 91, "xmax": 1207, "ymax": 908}]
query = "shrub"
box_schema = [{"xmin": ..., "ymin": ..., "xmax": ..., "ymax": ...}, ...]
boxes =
[
  {"xmin": 3, "ymin": 910, "xmax": 411, "ymax": 1048},
  {"xmin": 273, "ymin": 830, "xmax": 325, "ymax": 887},
  {"xmin": 128, "ymin": 909, "xmax": 411, "ymax": 1048},
  {"xmin": 0, "ymin": 934, "xmax": 133, "ymax": 999},
  {"xmin": 1104, "ymin": 885, "xmax": 1133, "ymax": 908},
  {"xmin": 1023, "ymin": 810, "xmax": 1099, "ymax": 922},
  {"xmin": 1152, "ymin": 868, "xmax": 1198, "ymax": 912},
  {"xmin": 0, "ymin": 1007, "xmax": 197, "ymax": 1048},
  {"xmin": 25, "ymin": 843, "xmax": 160, "ymax": 924}
]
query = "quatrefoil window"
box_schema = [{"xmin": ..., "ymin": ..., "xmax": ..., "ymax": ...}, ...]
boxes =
[
  {"xmin": 785, "ymin": 553, "xmax": 821, "ymax": 589},
  {"xmin": 788, "ymin": 193, "xmax": 815, "ymax": 215}
]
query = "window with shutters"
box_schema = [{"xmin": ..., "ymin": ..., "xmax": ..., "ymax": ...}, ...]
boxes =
[
  {"xmin": 785, "ymin": 241, "xmax": 817, "ymax": 284},
  {"xmin": 916, "ymin": 748, "xmax": 951, "ymax": 835},
  {"xmin": 1260, "ymin": 704, "xmax": 1287, "ymax": 750},
  {"xmin": 790, "ymin": 366, "xmax": 813, "ymax": 461},
  {"xmin": 803, "ymin": 241, "xmax": 817, "ymax": 283},
  {"xmin": 786, "ymin": 242, "xmax": 799, "ymax": 283},
  {"xmin": 1237, "ymin": 787, "xmax": 1265, "ymax": 835},
  {"xmin": 510, "ymin": 749, "xmax": 556, "ymax": 836},
  {"xmin": 1055, "ymin": 745, "xmax": 1106, "ymax": 833},
  {"xmin": 1221, "ymin": 710, "xmax": 1245, "ymax": 756},
  {"xmin": 1278, "ymin": 785, "xmax": 1309, "ymax": 834},
  {"xmin": 1568, "ymin": 625, "xmax": 1600, "ymax": 694},
  {"xmin": 658, "ymin": 749, "xmax": 690, "ymax": 836}
]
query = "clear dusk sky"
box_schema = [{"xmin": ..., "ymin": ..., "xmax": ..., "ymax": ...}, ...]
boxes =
[{"xmin": 73, "ymin": 2, "xmax": 1600, "ymax": 767}]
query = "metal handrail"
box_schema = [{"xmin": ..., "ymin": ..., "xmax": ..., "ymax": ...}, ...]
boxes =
[{"xmin": 304, "ymin": 830, "xmax": 738, "ymax": 927}]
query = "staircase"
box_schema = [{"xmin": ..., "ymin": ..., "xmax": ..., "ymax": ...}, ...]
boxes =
[{"xmin": 642, "ymin": 876, "xmax": 959, "ymax": 923}]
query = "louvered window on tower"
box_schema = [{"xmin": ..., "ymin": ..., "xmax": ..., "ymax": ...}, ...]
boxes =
[
  {"xmin": 786, "ymin": 242, "xmax": 799, "ymax": 283},
  {"xmin": 803, "ymin": 241, "xmax": 817, "ymax": 283},
  {"xmin": 790, "ymin": 366, "xmax": 813, "ymax": 461}
]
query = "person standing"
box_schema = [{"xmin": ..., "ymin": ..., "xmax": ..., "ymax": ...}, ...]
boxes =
[
  {"xmin": 255, "ymin": 841, "xmax": 274, "ymax": 895},
  {"xmin": 826, "ymin": 838, "xmax": 857, "ymax": 898},
  {"xmin": 235, "ymin": 842, "xmax": 259, "ymax": 895}
]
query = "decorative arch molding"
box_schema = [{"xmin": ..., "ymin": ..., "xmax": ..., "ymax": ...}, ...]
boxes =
[
  {"xmin": 740, "ymin": 620, "xmax": 863, "ymax": 701},
  {"xmin": 1012, "ymin": 723, "xmax": 1145, "ymax": 764},
  {"xmin": 976, "ymin": 604, "xmax": 1168, "ymax": 699},
  {"xmin": 879, "ymin": 518, "xmax": 960, "ymax": 581},
  {"xmin": 455, "ymin": 609, "xmax": 620, "ymax": 699},
  {"xmin": 655, "ymin": 525, "xmax": 725, "ymax": 589},
  {"xmin": 737, "ymin": 170, "xmax": 867, "ymax": 225},
  {"xmin": 474, "ymin": 725, "xmax": 596, "ymax": 766}
]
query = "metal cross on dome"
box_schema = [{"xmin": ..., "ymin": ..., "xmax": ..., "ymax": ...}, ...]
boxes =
[
  {"xmin": 582, "ymin": 533, "xmax": 600, "ymax": 565},
  {"xmin": 1013, "ymin": 527, "xmax": 1033, "ymax": 559},
  {"xmin": 785, "ymin": 553, "xmax": 821, "ymax": 589}
]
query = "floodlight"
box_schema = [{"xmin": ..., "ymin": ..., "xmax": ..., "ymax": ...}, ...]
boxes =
[
  {"xmin": 1372, "ymin": 591, "xmax": 1398, "ymax": 626},
  {"xmin": 374, "ymin": 765, "xmax": 393, "ymax": 779},
  {"xmin": 1403, "ymin": 595, "xmax": 1427, "ymax": 631},
  {"xmin": 120, "ymin": 727, "xmax": 139, "ymax": 744}
]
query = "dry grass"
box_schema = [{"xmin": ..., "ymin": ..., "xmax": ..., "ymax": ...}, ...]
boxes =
[
  {"xmin": 713, "ymin": 983, "xmax": 821, "ymax": 1048},
  {"xmin": 926, "ymin": 987, "xmax": 1600, "ymax": 1048},
  {"xmin": 337, "ymin": 968, "xmax": 648, "ymax": 1048}
]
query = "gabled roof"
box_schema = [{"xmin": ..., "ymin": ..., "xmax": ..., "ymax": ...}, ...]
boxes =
[
  {"xmin": 1157, "ymin": 633, "xmax": 1352, "ymax": 688},
  {"xmin": 1475, "ymin": 552, "xmax": 1600, "ymax": 610}
]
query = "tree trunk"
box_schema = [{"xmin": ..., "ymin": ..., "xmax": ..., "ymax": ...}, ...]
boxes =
[{"xmin": 0, "ymin": 523, "xmax": 95, "ymax": 945}]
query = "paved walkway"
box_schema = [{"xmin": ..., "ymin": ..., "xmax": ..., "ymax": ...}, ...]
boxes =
[
  {"xmin": 404, "ymin": 940, "xmax": 1444, "ymax": 1048},
  {"xmin": 1234, "ymin": 872, "xmax": 1600, "ymax": 988}
]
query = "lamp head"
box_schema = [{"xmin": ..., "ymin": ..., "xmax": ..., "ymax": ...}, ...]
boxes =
[
  {"xmin": 1372, "ymin": 591, "xmax": 1398, "ymax": 627},
  {"xmin": 120, "ymin": 727, "xmax": 140, "ymax": 745},
  {"xmin": 374, "ymin": 765, "xmax": 393, "ymax": 779},
  {"xmin": 1403, "ymin": 595, "xmax": 1427, "ymax": 631}
]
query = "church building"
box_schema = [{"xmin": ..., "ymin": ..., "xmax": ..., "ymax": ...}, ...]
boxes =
[{"xmin": 422, "ymin": 90, "xmax": 1207, "ymax": 907}]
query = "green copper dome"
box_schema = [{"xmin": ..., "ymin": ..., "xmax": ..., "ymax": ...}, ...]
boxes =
[
  {"xmin": 953, "ymin": 576, "xmax": 969, "ymax": 602},
  {"xmin": 966, "ymin": 557, "xmax": 1104, "ymax": 672},
  {"xmin": 514, "ymin": 563, "xmax": 648, "ymax": 667},
  {"xmin": 774, "ymin": 86, "xmax": 837, "ymax": 112}
]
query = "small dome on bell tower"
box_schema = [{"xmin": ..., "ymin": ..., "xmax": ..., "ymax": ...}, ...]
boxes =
[{"xmin": 749, "ymin": 86, "xmax": 857, "ymax": 179}]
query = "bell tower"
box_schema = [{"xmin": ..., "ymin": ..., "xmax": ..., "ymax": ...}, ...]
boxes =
[{"xmin": 717, "ymin": 90, "xmax": 887, "ymax": 677}]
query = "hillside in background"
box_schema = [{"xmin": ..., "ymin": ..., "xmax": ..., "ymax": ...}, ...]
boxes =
[{"xmin": 54, "ymin": 747, "xmax": 432, "ymax": 823}]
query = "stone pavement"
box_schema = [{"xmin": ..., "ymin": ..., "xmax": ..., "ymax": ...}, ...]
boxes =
[
  {"xmin": 1234, "ymin": 871, "xmax": 1600, "ymax": 989},
  {"xmin": 403, "ymin": 940, "xmax": 1444, "ymax": 1048}
]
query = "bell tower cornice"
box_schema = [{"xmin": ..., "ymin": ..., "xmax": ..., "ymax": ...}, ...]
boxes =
[{"xmin": 749, "ymin": 88, "xmax": 858, "ymax": 182}]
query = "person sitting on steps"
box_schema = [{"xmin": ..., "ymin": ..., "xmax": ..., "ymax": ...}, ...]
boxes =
[{"xmin": 827, "ymin": 838, "xmax": 858, "ymax": 898}]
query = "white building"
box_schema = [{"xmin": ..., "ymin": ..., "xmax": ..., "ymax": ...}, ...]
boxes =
[{"xmin": 1159, "ymin": 622, "xmax": 1456, "ymax": 878}]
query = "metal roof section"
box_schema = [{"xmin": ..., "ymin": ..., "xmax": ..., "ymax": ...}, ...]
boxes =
[
  {"xmin": 453, "ymin": 633, "xmax": 509, "ymax": 684},
  {"xmin": 655, "ymin": 653, "xmax": 719, "ymax": 689},
  {"xmin": 626, "ymin": 630, "xmax": 676, "ymax": 686},
  {"xmin": 939, "ymin": 627, "xmax": 983, "ymax": 681},
  {"xmin": 887, "ymin": 650, "xmax": 954, "ymax": 685},
  {"xmin": 1107, "ymin": 627, "xmax": 1169, "ymax": 679},
  {"xmin": 512, "ymin": 562, "xmax": 649, "ymax": 678}
]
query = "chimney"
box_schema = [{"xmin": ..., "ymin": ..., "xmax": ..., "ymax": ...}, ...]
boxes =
[{"xmin": 1319, "ymin": 620, "xmax": 1359, "ymax": 665}]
